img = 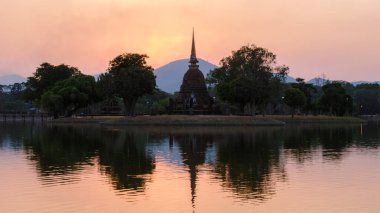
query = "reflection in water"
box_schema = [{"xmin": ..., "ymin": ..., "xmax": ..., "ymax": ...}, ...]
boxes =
[
  {"xmin": 1, "ymin": 124, "xmax": 155, "ymax": 193},
  {"xmin": 358, "ymin": 122, "xmax": 380, "ymax": 147},
  {"xmin": 172, "ymin": 133, "xmax": 213, "ymax": 208},
  {"xmin": 23, "ymin": 125, "xmax": 99, "ymax": 185},
  {"xmin": 282, "ymin": 124, "xmax": 380, "ymax": 162},
  {"xmin": 283, "ymin": 125, "xmax": 357, "ymax": 162},
  {"xmin": 212, "ymin": 128, "xmax": 286, "ymax": 202},
  {"xmin": 97, "ymin": 129, "xmax": 155, "ymax": 193},
  {"xmin": 0, "ymin": 123, "xmax": 30, "ymax": 151},
  {"xmin": 0, "ymin": 123, "xmax": 380, "ymax": 212}
]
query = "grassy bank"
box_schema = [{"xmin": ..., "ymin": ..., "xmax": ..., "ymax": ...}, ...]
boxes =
[
  {"xmin": 51, "ymin": 115, "xmax": 284, "ymax": 126},
  {"xmin": 50, "ymin": 115, "xmax": 366, "ymax": 126},
  {"xmin": 268, "ymin": 115, "xmax": 366, "ymax": 124},
  {"xmin": 359, "ymin": 115, "xmax": 380, "ymax": 122}
]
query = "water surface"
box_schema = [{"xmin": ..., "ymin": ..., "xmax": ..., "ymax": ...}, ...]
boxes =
[{"xmin": 1, "ymin": 123, "xmax": 379, "ymax": 212}]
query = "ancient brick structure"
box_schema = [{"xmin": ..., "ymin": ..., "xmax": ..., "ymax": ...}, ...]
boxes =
[{"xmin": 169, "ymin": 30, "xmax": 212, "ymax": 114}]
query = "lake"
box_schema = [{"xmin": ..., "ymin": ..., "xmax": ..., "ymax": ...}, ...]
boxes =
[{"xmin": 1, "ymin": 122, "xmax": 379, "ymax": 212}]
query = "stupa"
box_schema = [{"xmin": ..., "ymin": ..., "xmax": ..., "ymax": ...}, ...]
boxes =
[{"xmin": 169, "ymin": 30, "xmax": 212, "ymax": 114}]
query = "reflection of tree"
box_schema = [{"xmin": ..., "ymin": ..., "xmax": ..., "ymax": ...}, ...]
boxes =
[
  {"xmin": 2, "ymin": 123, "xmax": 380, "ymax": 206},
  {"xmin": 319, "ymin": 126, "xmax": 356, "ymax": 160},
  {"xmin": 283, "ymin": 125, "xmax": 358, "ymax": 161},
  {"xmin": 97, "ymin": 129, "xmax": 155, "ymax": 191},
  {"xmin": 282, "ymin": 126, "xmax": 319, "ymax": 163},
  {"xmin": 212, "ymin": 129, "xmax": 286, "ymax": 202},
  {"xmin": 19, "ymin": 125, "xmax": 155, "ymax": 193},
  {"xmin": 206, "ymin": 124, "xmax": 378, "ymax": 204},
  {"xmin": 0, "ymin": 123, "xmax": 31, "ymax": 150},
  {"xmin": 24, "ymin": 125, "xmax": 99, "ymax": 179},
  {"xmin": 357, "ymin": 123, "xmax": 380, "ymax": 148}
]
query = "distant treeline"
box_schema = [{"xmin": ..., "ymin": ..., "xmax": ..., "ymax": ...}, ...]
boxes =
[
  {"xmin": 1, "ymin": 44, "xmax": 379, "ymax": 117},
  {"xmin": 0, "ymin": 83, "xmax": 30, "ymax": 113},
  {"xmin": 206, "ymin": 44, "xmax": 379, "ymax": 116}
]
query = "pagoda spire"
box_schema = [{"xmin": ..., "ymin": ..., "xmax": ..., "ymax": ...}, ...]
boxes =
[{"xmin": 189, "ymin": 28, "xmax": 199, "ymax": 65}]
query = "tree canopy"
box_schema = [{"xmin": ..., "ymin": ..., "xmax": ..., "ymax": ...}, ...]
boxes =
[
  {"xmin": 0, "ymin": 83, "xmax": 28, "ymax": 113},
  {"xmin": 289, "ymin": 78, "xmax": 317, "ymax": 113},
  {"xmin": 24, "ymin": 63, "xmax": 81, "ymax": 104},
  {"xmin": 354, "ymin": 83, "xmax": 380, "ymax": 115},
  {"xmin": 41, "ymin": 74, "xmax": 99, "ymax": 118},
  {"xmin": 207, "ymin": 44, "xmax": 288, "ymax": 115},
  {"xmin": 283, "ymin": 88, "xmax": 306, "ymax": 117},
  {"xmin": 320, "ymin": 82, "xmax": 353, "ymax": 116},
  {"xmin": 99, "ymin": 53, "xmax": 156, "ymax": 116}
]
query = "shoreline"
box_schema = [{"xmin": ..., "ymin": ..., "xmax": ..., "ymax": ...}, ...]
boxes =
[
  {"xmin": 268, "ymin": 115, "xmax": 366, "ymax": 124},
  {"xmin": 48, "ymin": 115, "xmax": 366, "ymax": 126}
]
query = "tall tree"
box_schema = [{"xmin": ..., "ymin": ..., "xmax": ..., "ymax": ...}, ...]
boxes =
[
  {"xmin": 289, "ymin": 78, "xmax": 317, "ymax": 114},
  {"xmin": 99, "ymin": 53, "xmax": 156, "ymax": 116},
  {"xmin": 41, "ymin": 74, "xmax": 99, "ymax": 118},
  {"xmin": 0, "ymin": 83, "xmax": 28, "ymax": 113},
  {"xmin": 283, "ymin": 88, "xmax": 306, "ymax": 118},
  {"xmin": 354, "ymin": 83, "xmax": 380, "ymax": 115},
  {"xmin": 320, "ymin": 82, "xmax": 352, "ymax": 116},
  {"xmin": 207, "ymin": 44, "xmax": 288, "ymax": 116},
  {"xmin": 24, "ymin": 63, "xmax": 80, "ymax": 104}
]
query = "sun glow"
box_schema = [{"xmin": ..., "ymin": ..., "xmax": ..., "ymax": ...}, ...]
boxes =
[{"xmin": 0, "ymin": 0, "xmax": 379, "ymax": 80}]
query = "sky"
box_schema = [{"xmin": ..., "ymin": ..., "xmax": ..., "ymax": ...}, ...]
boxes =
[{"xmin": 0, "ymin": 0, "xmax": 379, "ymax": 81}]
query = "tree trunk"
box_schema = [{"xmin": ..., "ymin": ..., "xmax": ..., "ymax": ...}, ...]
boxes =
[
  {"xmin": 239, "ymin": 102, "xmax": 245, "ymax": 115},
  {"xmin": 66, "ymin": 106, "xmax": 80, "ymax": 117},
  {"xmin": 123, "ymin": 98, "xmax": 130, "ymax": 116},
  {"xmin": 123, "ymin": 97, "xmax": 137, "ymax": 116},
  {"xmin": 251, "ymin": 101, "xmax": 256, "ymax": 117},
  {"xmin": 131, "ymin": 98, "xmax": 137, "ymax": 116},
  {"xmin": 262, "ymin": 104, "xmax": 266, "ymax": 117}
]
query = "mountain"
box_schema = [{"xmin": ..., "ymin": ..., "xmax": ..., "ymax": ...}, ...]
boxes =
[
  {"xmin": 352, "ymin": 81, "xmax": 370, "ymax": 86},
  {"xmin": 351, "ymin": 81, "xmax": 380, "ymax": 86},
  {"xmin": 154, "ymin": 58, "xmax": 217, "ymax": 93},
  {"xmin": 285, "ymin": 76, "xmax": 297, "ymax": 83},
  {"xmin": 93, "ymin": 73, "xmax": 102, "ymax": 81},
  {"xmin": 307, "ymin": 77, "xmax": 331, "ymax": 86},
  {"xmin": 0, "ymin": 74, "xmax": 26, "ymax": 85},
  {"xmin": 306, "ymin": 78, "xmax": 380, "ymax": 86}
]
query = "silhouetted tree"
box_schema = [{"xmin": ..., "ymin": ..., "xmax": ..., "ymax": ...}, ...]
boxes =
[
  {"xmin": 41, "ymin": 74, "xmax": 99, "ymax": 118},
  {"xmin": 134, "ymin": 89, "xmax": 172, "ymax": 115},
  {"xmin": 24, "ymin": 63, "xmax": 81, "ymax": 104},
  {"xmin": 289, "ymin": 78, "xmax": 317, "ymax": 114},
  {"xmin": 207, "ymin": 44, "xmax": 288, "ymax": 116},
  {"xmin": 99, "ymin": 53, "xmax": 156, "ymax": 116},
  {"xmin": 354, "ymin": 83, "xmax": 380, "ymax": 115},
  {"xmin": 0, "ymin": 83, "xmax": 28, "ymax": 112},
  {"xmin": 320, "ymin": 82, "xmax": 352, "ymax": 116},
  {"xmin": 283, "ymin": 88, "xmax": 306, "ymax": 118}
]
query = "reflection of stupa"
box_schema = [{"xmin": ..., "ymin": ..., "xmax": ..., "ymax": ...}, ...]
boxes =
[
  {"xmin": 170, "ymin": 134, "xmax": 212, "ymax": 209},
  {"xmin": 169, "ymin": 30, "xmax": 212, "ymax": 114}
]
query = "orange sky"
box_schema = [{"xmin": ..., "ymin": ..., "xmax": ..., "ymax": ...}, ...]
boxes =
[{"xmin": 0, "ymin": 0, "xmax": 379, "ymax": 81}]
